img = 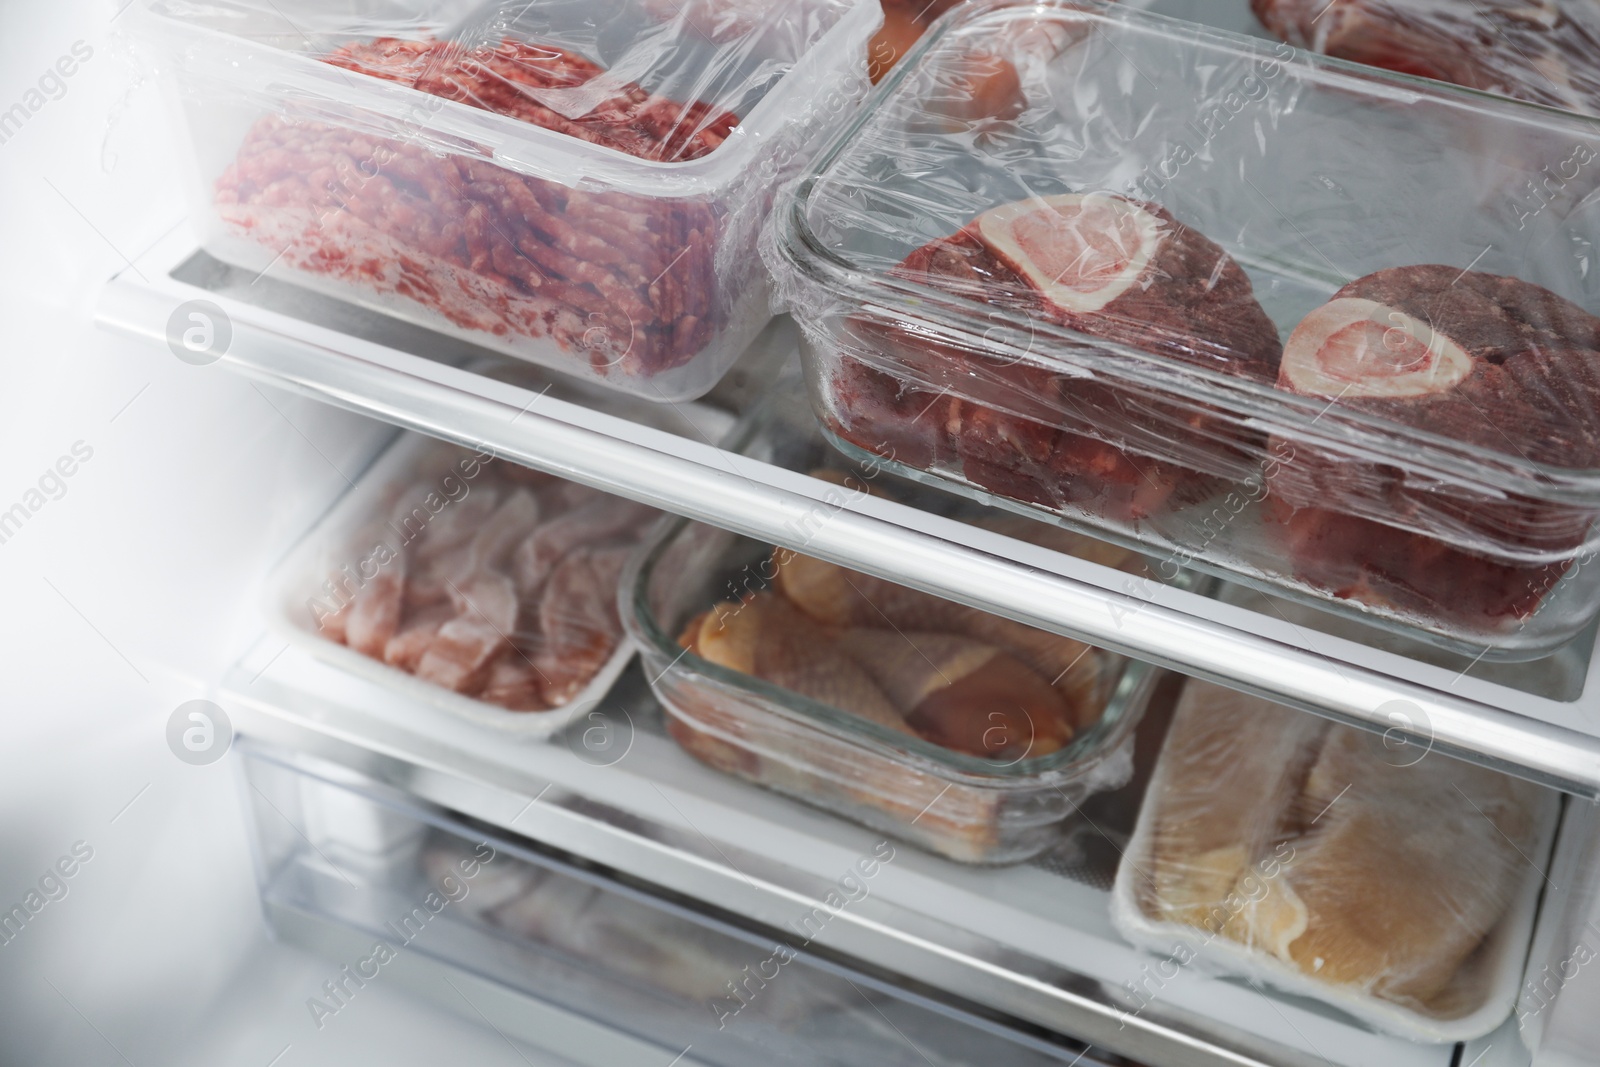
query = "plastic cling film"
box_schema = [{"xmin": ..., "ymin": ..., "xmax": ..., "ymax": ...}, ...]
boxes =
[
  {"xmin": 319, "ymin": 35, "xmax": 739, "ymax": 164},
  {"xmin": 769, "ymin": 0, "xmax": 1600, "ymax": 654},
  {"xmin": 1110, "ymin": 677, "xmax": 1557, "ymax": 1040},
  {"xmin": 132, "ymin": 0, "xmax": 879, "ymax": 399},
  {"xmin": 1252, "ymin": 0, "xmax": 1600, "ymax": 118},
  {"xmin": 868, "ymin": 0, "xmax": 965, "ymax": 82},
  {"xmin": 306, "ymin": 439, "xmax": 656, "ymax": 714}
]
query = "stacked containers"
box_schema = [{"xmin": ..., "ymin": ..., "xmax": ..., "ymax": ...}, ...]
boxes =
[
  {"xmin": 132, "ymin": 0, "xmax": 882, "ymax": 400},
  {"xmin": 768, "ymin": 0, "xmax": 1600, "ymax": 658}
]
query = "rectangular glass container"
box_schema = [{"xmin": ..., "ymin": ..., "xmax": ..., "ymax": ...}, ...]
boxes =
[
  {"xmin": 769, "ymin": 0, "xmax": 1600, "ymax": 659},
  {"xmin": 622, "ymin": 395, "xmax": 1162, "ymax": 864}
]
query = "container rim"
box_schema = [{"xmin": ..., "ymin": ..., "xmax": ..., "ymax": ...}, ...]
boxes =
[
  {"xmin": 621, "ymin": 507, "xmax": 1153, "ymax": 788},
  {"xmin": 772, "ymin": 0, "xmax": 1600, "ymax": 503},
  {"xmin": 130, "ymin": 0, "xmax": 882, "ymax": 192}
]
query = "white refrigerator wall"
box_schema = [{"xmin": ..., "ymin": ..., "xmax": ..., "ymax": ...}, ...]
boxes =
[{"xmin": 0, "ymin": 2, "xmax": 554, "ymax": 1063}]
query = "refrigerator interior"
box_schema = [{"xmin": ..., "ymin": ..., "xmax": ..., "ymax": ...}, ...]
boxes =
[{"xmin": 4, "ymin": 1, "xmax": 1600, "ymax": 1066}]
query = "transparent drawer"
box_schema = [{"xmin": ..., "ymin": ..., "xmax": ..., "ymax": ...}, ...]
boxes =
[{"xmin": 238, "ymin": 742, "xmax": 1132, "ymax": 1066}]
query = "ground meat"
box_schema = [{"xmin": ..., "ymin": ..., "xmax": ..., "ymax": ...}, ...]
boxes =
[{"xmin": 214, "ymin": 38, "xmax": 735, "ymax": 377}]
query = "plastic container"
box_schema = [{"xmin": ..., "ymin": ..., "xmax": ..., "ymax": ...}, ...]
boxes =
[
  {"xmin": 1246, "ymin": 0, "xmax": 1600, "ymax": 119},
  {"xmin": 130, "ymin": 0, "xmax": 881, "ymax": 401},
  {"xmin": 264, "ymin": 433, "xmax": 648, "ymax": 738},
  {"xmin": 767, "ymin": 0, "xmax": 1600, "ymax": 659},
  {"xmin": 299, "ymin": 772, "xmax": 428, "ymax": 879},
  {"xmin": 1109, "ymin": 677, "xmax": 1560, "ymax": 1042},
  {"xmin": 622, "ymin": 397, "xmax": 1161, "ymax": 864}
]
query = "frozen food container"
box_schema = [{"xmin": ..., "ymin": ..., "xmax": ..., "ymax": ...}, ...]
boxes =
[
  {"xmin": 623, "ymin": 400, "xmax": 1161, "ymax": 864},
  {"xmin": 242, "ymin": 746, "xmax": 1121, "ymax": 1066},
  {"xmin": 767, "ymin": 0, "xmax": 1600, "ymax": 659},
  {"xmin": 264, "ymin": 432, "xmax": 652, "ymax": 737},
  {"xmin": 1109, "ymin": 676, "xmax": 1561, "ymax": 1042},
  {"xmin": 129, "ymin": 0, "xmax": 881, "ymax": 401}
]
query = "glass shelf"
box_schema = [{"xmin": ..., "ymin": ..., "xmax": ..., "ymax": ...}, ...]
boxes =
[{"xmin": 97, "ymin": 224, "xmax": 1600, "ymax": 796}]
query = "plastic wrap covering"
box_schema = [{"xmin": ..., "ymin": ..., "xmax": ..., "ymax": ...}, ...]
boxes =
[
  {"xmin": 1253, "ymin": 0, "xmax": 1600, "ymax": 117},
  {"xmin": 1110, "ymin": 677, "xmax": 1558, "ymax": 1041},
  {"xmin": 869, "ymin": 0, "xmax": 964, "ymax": 81},
  {"xmin": 131, "ymin": 0, "xmax": 880, "ymax": 401},
  {"xmin": 623, "ymin": 396, "xmax": 1160, "ymax": 864},
  {"xmin": 767, "ymin": 0, "xmax": 1600, "ymax": 658},
  {"xmin": 264, "ymin": 435, "xmax": 651, "ymax": 735}
]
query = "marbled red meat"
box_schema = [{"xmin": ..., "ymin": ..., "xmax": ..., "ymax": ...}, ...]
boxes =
[
  {"xmin": 1269, "ymin": 264, "xmax": 1600, "ymax": 627},
  {"xmin": 828, "ymin": 193, "xmax": 1281, "ymax": 523},
  {"xmin": 214, "ymin": 39, "xmax": 734, "ymax": 378},
  {"xmin": 1252, "ymin": 0, "xmax": 1600, "ymax": 116}
]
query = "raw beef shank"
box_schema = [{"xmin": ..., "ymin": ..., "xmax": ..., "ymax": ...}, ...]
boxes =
[
  {"xmin": 827, "ymin": 192, "xmax": 1282, "ymax": 524},
  {"xmin": 1268, "ymin": 263, "xmax": 1600, "ymax": 629}
]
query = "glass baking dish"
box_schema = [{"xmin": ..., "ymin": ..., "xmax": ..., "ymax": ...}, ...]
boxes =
[
  {"xmin": 622, "ymin": 397, "xmax": 1160, "ymax": 865},
  {"xmin": 767, "ymin": 0, "xmax": 1600, "ymax": 659},
  {"xmin": 130, "ymin": 0, "xmax": 880, "ymax": 401}
]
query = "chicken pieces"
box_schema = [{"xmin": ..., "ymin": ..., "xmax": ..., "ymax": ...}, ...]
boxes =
[
  {"xmin": 682, "ymin": 547, "xmax": 1113, "ymax": 761},
  {"xmin": 1133, "ymin": 678, "xmax": 1548, "ymax": 1014},
  {"xmin": 772, "ymin": 549, "xmax": 1109, "ymax": 725}
]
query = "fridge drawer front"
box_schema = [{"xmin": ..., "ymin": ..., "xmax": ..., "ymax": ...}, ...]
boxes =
[{"xmin": 238, "ymin": 741, "xmax": 1122, "ymax": 1067}]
